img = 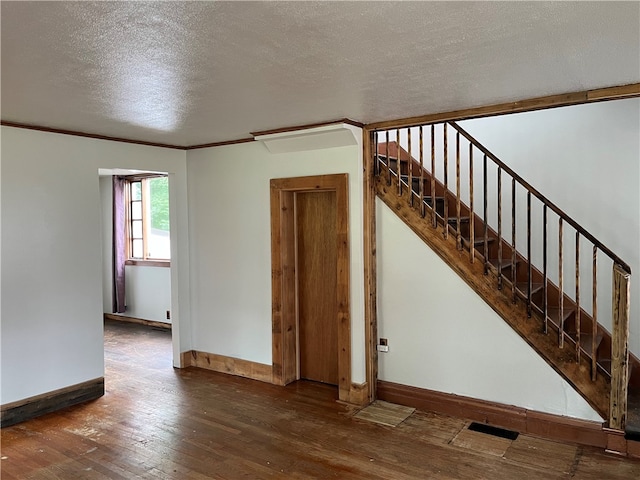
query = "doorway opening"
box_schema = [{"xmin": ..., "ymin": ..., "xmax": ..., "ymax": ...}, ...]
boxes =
[
  {"xmin": 98, "ymin": 168, "xmax": 174, "ymax": 365},
  {"xmin": 270, "ymin": 174, "xmax": 351, "ymax": 401}
]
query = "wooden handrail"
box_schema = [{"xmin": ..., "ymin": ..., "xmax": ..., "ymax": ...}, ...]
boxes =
[{"xmin": 446, "ymin": 121, "xmax": 631, "ymax": 274}]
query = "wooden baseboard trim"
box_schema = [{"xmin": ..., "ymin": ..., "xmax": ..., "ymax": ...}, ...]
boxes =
[
  {"xmin": 104, "ymin": 313, "xmax": 171, "ymax": 330},
  {"xmin": 1, "ymin": 378, "xmax": 105, "ymax": 428},
  {"xmin": 627, "ymin": 438, "xmax": 640, "ymax": 459},
  {"xmin": 349, "ymin": 382, "xmax": 370, "ymax": 406},
  {"xmin": 182, "ymin": 350, "xmax": 273, "ymax": 384},
  {"xmin": 377, "ymin": 380, "xmax": 606, "ymax": 448},
  {"xmin": 604, "ymin": 427, "xmax": 627, "ymax": 456},
  {"xmin": 180, "ymin": 350, "xmax": 193, "ymax": 369}
]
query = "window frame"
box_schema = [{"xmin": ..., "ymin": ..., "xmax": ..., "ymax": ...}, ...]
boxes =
[{"xmin": 124, "ymin": 174, "xmax": 171, "ymax": 267}]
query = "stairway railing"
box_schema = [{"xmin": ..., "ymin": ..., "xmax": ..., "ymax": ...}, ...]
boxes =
[{"xmin": 371, "ymin": 121, "xmax": 631, "ymax": 429}]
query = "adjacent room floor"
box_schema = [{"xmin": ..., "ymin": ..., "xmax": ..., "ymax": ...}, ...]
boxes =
[{"xmin": 2, "ymin": 320, "xmax": 639, "ymax": 479}]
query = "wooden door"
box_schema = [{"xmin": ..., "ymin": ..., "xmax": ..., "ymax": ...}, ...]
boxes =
[{"xmin": 296, "ymin": 191, "xmax": 338, "ymax": 385}]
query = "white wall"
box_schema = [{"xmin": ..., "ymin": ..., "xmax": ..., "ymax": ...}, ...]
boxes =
[
  {"xmin": 459, "ymin": 99, "xmax": 640, "ymax": 356},
  {"xmin": 99, "ymin": 176, "xmax": 172, "ymax": 324},
  {"xmin": 123, "ymin": 265, "xmax": 172, "ymax": 323},
  {"xmin": 1, "ymin": 127, "xmax": 189, "ymax": 405},
  {"xmin": 186, "ymin": 131, "xmax": 366, "ymax": 382},
  {"xmin": 377, "ymin": 201, "xmax": 602, "ymax": 421}
]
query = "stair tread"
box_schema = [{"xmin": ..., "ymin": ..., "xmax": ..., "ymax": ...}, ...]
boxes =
[
  {"xmin": 595, "ymin": 358, "xmax": 635, "ymax": 381},
  {"xmin": 571, "ymin": 332, "xmax": 603, "ymax": 356},
  {"xmin": 515, "ymin": 282, "xmax": 544, "ymax": 295},
  {"xmin": 463, "ymin": 235, "xmax": 495, "ymax": 240},
  {"xmin": 400, "ymin": 175, "xmax": 430, "ymax": 193},
  {"xmin": 597, "ymin": 358, "xmax": 612, "ymax": 374},
  {"xmin": 463, "ymin": 236, "xmax": 496, "ymax": 244},
  {"xmin": 489, "ymin": 258, "xmax": 519, "ymax": 270},
  {"xmin": 546, "ymin": 306, "xmax": 575, "ymax": 322},
  {"xmin": 378, "ymin": 154, "xmax": 408, "ymax": 165},
  {"xmin": 423, "ymin": 197, "xmax": 446, "ymax": 217},
  {"xmin": 400, "ymin": 174, "xmax": 425, "ymax": 181},
  {"xmin": 597, "ymin": 358, "xmax": 640, "ymax": 387}
]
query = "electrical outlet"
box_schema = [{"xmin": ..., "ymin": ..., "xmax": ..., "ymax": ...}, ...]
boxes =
[
  {"xmin": 166, "ymin": 310, "xmax": 171, "ymax": 320},
  {"xmin": 377, "ymin": 338, "xmax": 389, "ymax": 352}
]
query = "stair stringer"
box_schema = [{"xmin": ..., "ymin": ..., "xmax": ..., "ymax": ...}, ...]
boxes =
[{"xmin": 374, "ymin": 176, "xmax": 611, "ymax": 420}]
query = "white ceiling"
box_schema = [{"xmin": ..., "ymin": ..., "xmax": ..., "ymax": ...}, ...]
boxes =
[{"xmin": 2, "ymin": 1, "xmax": 639, "ymax": 147}]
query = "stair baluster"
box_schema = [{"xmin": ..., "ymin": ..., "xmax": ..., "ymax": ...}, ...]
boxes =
[
  {"xmin": 456, "ymin": 131, "xmax": 462, "ymax": 251},
  {"xmin": 592, "ymin": 247, "xmax": 598, "ymax": 381},
  {"xmin": 497, "ymin": 167, "xmax": 503, "ymax": 289},
  {"xmin": 443, "ymin": 125, "xmax": 449, "ymax": 239},
  {"xmin": 483, "ymin": 154, "xmax": 488, "ymax": 275},
  {"xmin": 559, "ymin": 218, "xmax": 564, "ymax": 348},
  {"xmin": 396, "ymin": 128, "xmax": 401, "ymax": 196},
  {"xmin": 543, "ymin": 205, "xmax": 548, "ymax": 334},
  {"xmin": 469, "ymin": 144, "xmax": 475, "ymax": 263},
  {"xmin": 430, "ymin": 125, "xmax": 436, "ymax": 229},
  {"xmin": 511, "ymin": 179, "xmax": 517, "ymax": 303},
  {"xmin": 527, "ymin": 192, "xmax": 532, "ymax": 317},
  {"xmin": 386, "ymin": 131, "xmax": 391, "ymax": 186},
  {"xmin": 408, "ymin": 128, "xmax": 413, "ymax": 207},
  {"xmin": 576, "ymin": 232, "xmax": 581, "ymax": 363},
  {"xmin": 420, "ymin": 127, "xmax": 425, "ymax": 218},
  {"xmin": 374, "ymin": 131, "xmax": 379, "ymax": 176}
]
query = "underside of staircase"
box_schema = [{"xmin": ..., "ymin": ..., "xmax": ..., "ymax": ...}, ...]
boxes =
[{"xmin": 373, "ymin": 139, "xmax": 640, "ymax": 441}]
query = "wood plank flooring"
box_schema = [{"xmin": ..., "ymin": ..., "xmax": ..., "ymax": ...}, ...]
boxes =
[{"xmin": 2, "ymin": 320, "xmax": 639, "ymax": 479}]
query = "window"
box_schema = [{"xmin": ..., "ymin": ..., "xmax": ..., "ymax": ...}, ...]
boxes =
[{"xmin": 126, "ymin": 176, "xmax": 170, "ymax": 261}]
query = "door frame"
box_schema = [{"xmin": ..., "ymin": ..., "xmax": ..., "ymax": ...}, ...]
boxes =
[{"xmin": 270, "ymin": 173, "xmax": 351, "ymax": 402}]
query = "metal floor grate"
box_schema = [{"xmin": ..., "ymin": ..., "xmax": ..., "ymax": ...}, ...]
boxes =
[{"xmin": 467, "ymin": 422, "xmax": 519, "ymax": 440}]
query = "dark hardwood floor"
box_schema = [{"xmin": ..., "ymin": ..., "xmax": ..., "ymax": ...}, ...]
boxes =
[{"xmin": 2, "ymin": 319, "xmax": 639, "ymax": 479}]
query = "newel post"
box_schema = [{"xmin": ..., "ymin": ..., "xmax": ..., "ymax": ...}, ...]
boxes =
[{"xmin": 609, "ymin": 264, "xmax": 631, "ymax": 431}]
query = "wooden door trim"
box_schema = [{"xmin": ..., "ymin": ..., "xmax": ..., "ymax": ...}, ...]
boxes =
[
  {"xmin": 362, "ymin": 129, "xmax": 377, "ymax": 403},
  {"xmin": 270, "ymin": 174, "xmax": 351, "ymax": 401}
]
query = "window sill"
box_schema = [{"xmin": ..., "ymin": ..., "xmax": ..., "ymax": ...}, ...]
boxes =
[{"xmin": 125, "ymin": 259, "xmax": 171, "ymax": 268}]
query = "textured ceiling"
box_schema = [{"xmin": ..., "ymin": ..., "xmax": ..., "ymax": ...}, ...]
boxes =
[{"xmin": 2, "ymin": 1, "xmax": 639, "ymax": 147}]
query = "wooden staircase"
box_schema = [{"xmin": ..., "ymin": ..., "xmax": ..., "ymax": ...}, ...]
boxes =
[{"xmin": 371, "ymin": 127, "xmax": 639, "ymax": 442}]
